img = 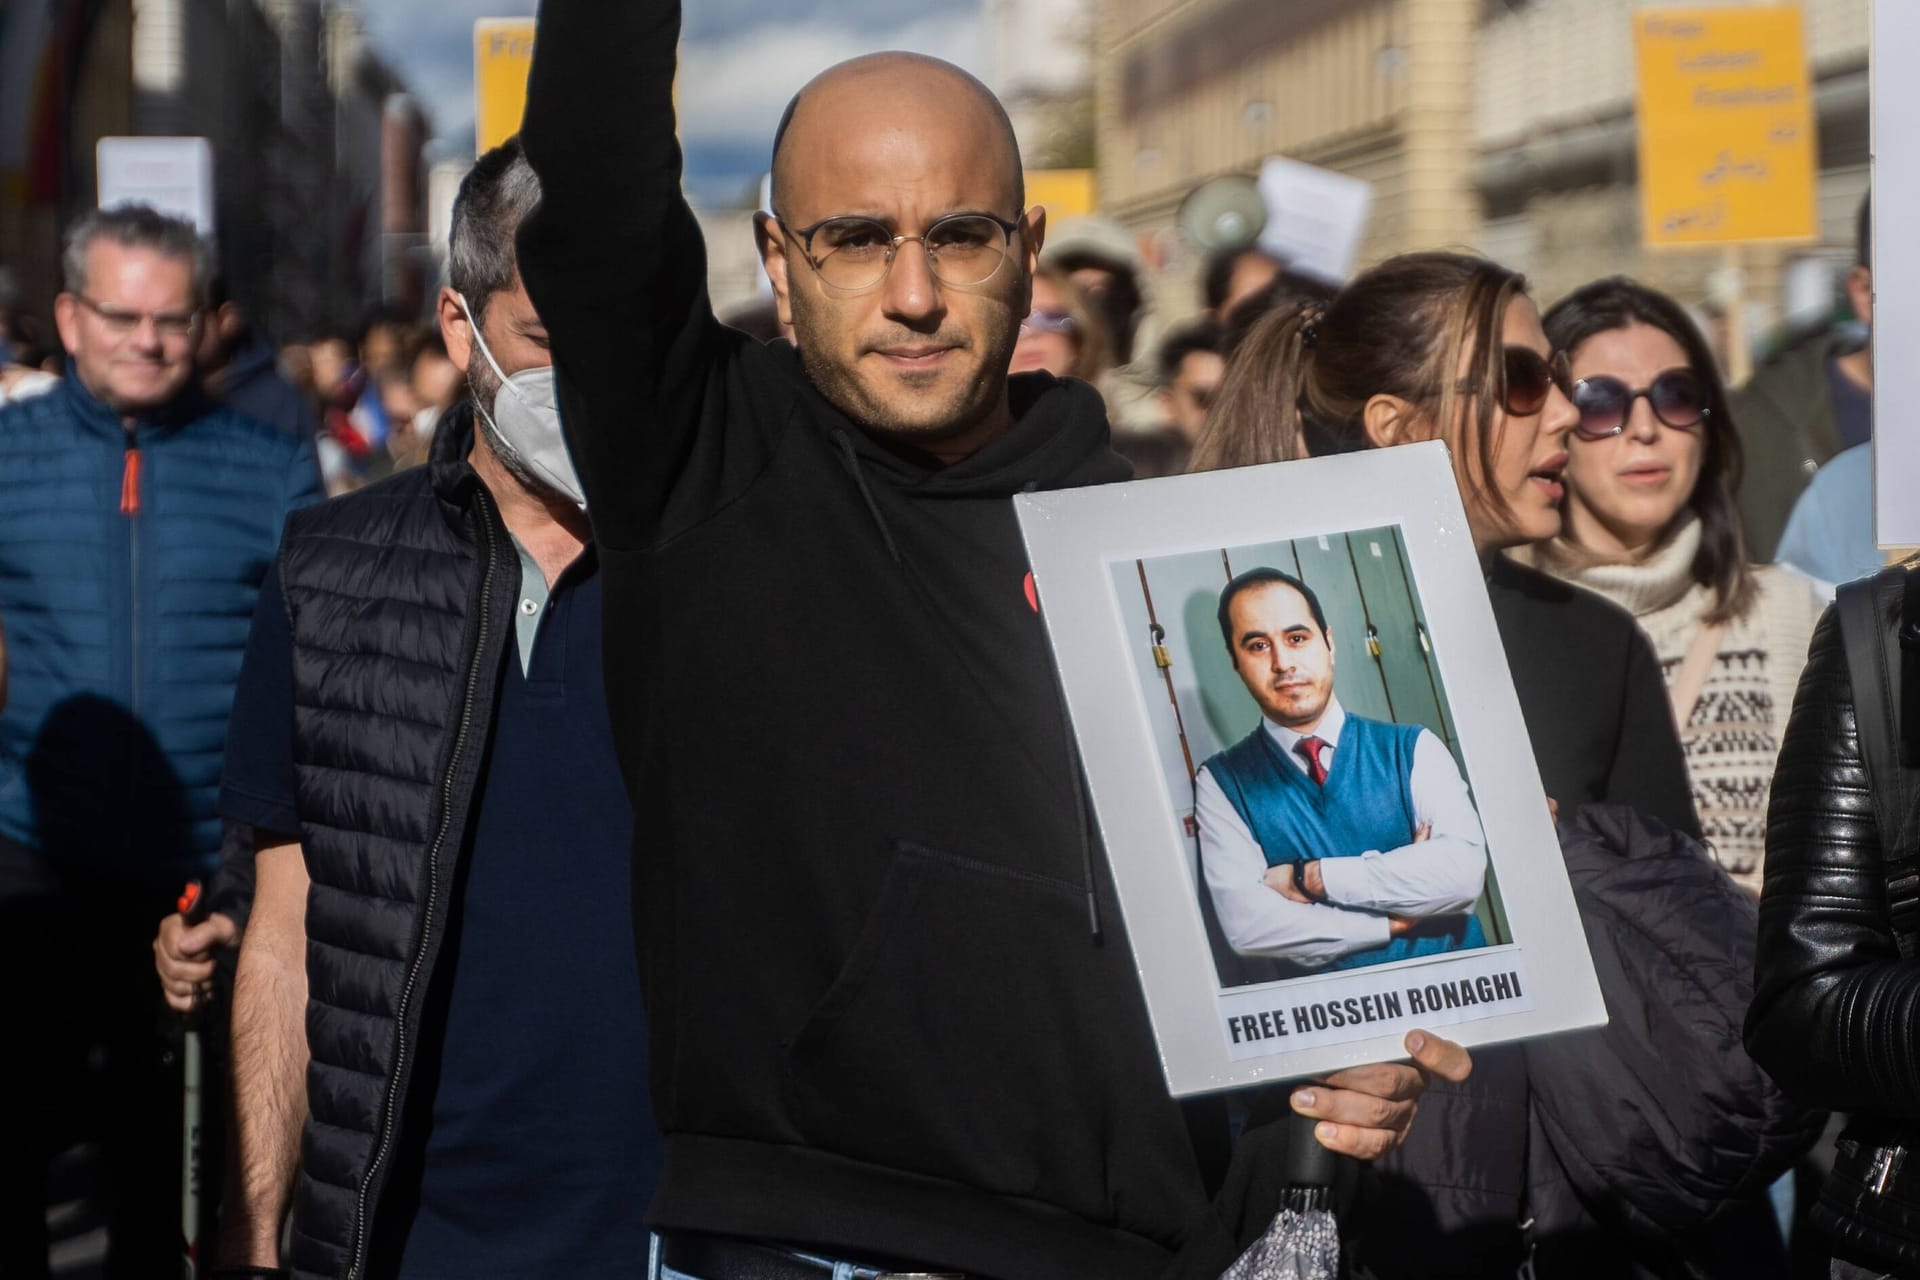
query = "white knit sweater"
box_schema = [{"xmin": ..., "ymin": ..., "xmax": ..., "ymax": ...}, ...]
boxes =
[{"xmin": 1516, "ymin": 517, "xmax": 1825, "ymax": 892}]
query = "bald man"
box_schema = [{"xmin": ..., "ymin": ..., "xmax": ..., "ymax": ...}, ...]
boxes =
[{"xmin": 516, "ymin": 6, "xmax": 1469, "ymax": 1278}]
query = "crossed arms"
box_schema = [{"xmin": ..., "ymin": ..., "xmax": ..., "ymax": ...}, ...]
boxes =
[{"xmin": 1197, "ymin": 729, "xmax": 1487, "ymax": 966}]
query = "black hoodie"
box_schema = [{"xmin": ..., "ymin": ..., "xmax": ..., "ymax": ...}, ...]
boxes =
[{"xmin": 516, "ymin": 3, "xmax": 1297, "ymax": 1276}]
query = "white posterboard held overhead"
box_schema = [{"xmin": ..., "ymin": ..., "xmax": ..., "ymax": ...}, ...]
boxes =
[
  {"xmin": 1015, "ymin": 443, "xmax": 1605, "ymax": 1094},
  {"xmin": 1255, "ymin": 155, "xmax": 1372, "ymax": 285},
  {"xmin": 96, "ymin": 137, "xmax": 215, "ymax": 238},
  {"xmin": 1872, "ymin": 0, "xmax": 1920, "ymax": 549}
]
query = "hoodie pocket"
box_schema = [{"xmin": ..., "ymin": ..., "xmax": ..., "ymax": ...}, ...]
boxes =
[{"xmin": 783, "ymin": 839, "xmax": 1124, "ymax": 1215}]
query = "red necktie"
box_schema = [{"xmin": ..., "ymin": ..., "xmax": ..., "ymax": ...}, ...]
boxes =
[{"xmin": 1296, "ymin": 736, "xmax": 1329, "ymax": 786}]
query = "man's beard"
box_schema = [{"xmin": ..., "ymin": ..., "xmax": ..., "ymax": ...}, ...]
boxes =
[
  {"xmin": 797, "ymin": 345, "xmax": 982, "ymax": 443},
  {"xmin": 789, "ymin": 294, "xmax": 1016, "ymax": 442},
  {"xmin": 467, "ymin": 364, "xmax": 564, "ymax": 503}
]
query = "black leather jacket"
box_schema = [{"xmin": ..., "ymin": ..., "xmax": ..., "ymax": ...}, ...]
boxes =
[{"xmin": 1745, "ymin": 587, "xmax": 1920, "ymax": 1119}]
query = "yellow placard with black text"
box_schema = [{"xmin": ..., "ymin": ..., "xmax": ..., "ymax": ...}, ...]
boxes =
[
  {"xmin": 475, "ymin": 19, "xmax": 537, "ymax": 158},
  {"xmin": 1634, "ymin": 5, "xmax": 1817, "ymax": 248}
]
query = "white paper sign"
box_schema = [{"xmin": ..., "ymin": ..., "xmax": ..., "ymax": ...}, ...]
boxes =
[
  {"xmin": 1256, "ymin": 154, "xmax": 1374, "ymax": 285},
  {"xmin": 1014, "ymin": 443, "xmax": 1606, "ymax": 1094},
  {"xmin": 1221, "ymin": 949, "xmax": 1535, "ymax": 1061},
  {"xmin": 1872, "ymin": 0, "xmax": 1920, "ymax": 547},
  {"xmin": 96, "ymin": 137, "xmax": 215, "ymax": 238}
]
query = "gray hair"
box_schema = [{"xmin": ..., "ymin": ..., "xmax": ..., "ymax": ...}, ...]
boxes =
[
  {"xmin": 62, "ymin": 204, "xmax": 212, "ymax": 304},
  {"xmin": 448, "ymin": 136, "xmax": 542, "ymax": 325}
]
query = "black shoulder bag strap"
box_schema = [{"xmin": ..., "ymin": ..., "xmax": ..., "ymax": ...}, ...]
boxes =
[{"xmin": 1837, "ymin": 567, "xmax": 1920, "ymax": 958}]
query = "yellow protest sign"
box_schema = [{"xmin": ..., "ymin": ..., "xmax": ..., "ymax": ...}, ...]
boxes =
[
  {"xmin": 1026, "ymin": 169, "xmax": 1097, "ymax": 218},
  {"xmin": 1634, "ymin": 6, "xmax": 1817, "ymax": 248},
  {"xmin": 475, "ymin": 19, "xmax": 537, "ymax": 157}
]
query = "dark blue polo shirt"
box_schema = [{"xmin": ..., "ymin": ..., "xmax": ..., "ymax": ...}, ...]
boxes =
[{"xmin": 222, "ymin": 546, "xmax": 658, "ymax": 1279}]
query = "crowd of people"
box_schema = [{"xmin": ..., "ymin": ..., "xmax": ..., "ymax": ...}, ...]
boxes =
[{"xmin": 0, "ymin": 3, "xmax": 1914, "ymax": 1280}]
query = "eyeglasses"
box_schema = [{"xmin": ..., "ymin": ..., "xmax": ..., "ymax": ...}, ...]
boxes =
[
  {"xmin": 1495, "ymin": 347, "xmax": 1573, "ymax": 417},
  {"xmin": 1570, "ymin": 368, "xmax": 1711, "ymax": 440},
  {"xmin": 1020, "ymin": 309, "xmax": 1075, "ymax": 338},
  {"xmin": 74, "ymin": 293, "xmax": 199, "ymax": 342},
  {"xmin": 777, "ymin": 211, "xmax": 1022, "ymax": 292}
]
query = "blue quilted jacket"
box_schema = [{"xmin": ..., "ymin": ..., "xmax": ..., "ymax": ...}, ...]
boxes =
[{"xmin": 0, "ymin": 372, "xmax": 321, "ymax": 886}]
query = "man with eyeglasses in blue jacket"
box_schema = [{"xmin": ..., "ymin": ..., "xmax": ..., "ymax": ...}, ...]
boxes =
[{"xmin": 0, "ymin": 202, "xmax": 319, "ymax": 1278}]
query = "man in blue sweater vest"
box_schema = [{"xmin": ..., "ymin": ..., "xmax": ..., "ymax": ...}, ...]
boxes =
[{"xmin": 1197, "ymin": 568, "xmax": 1488, "ymax": 980}]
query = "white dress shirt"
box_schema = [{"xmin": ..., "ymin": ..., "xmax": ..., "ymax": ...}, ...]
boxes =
[{"xmin": 1195, "ymin": 698, "xmax": 1488, "ymax": 968}]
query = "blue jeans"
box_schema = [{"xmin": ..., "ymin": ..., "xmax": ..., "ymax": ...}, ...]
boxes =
[
  {"xmin": 653, "ymin": 1238, "xmax": 931, "ymax": 1280},
  {"xmin": 660, "ymin": 1267, "xmax": 878, "ymax": 1280}
]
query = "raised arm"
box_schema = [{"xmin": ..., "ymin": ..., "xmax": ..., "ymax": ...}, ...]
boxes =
[
  {"xmin": 517, "ymin": 0, "xmax": 738, "ymax": 547},
  {"xmin": 227, "ymin": 835, "xmax": 310, "ymax": 1265}
]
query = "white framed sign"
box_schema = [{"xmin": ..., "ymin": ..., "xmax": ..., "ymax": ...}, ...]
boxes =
[
  {"xmin": 96, "ymin": 136, "xmax": 215, "ymax": 237},
  {"xmin": 1015, "ymin": 443, "xmax": 1605, "ymax": 1094},
  {"xmin": 1872, "ymin": 0, "xmax": 1920, "ymax": 548}
]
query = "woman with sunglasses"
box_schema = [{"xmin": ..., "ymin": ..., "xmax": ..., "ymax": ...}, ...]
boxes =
[
  {"xmin": 1193, "ymin": 251, "xmax": 1699, "ymax": 839},
  {"xmin": 1519, "ymin": 277, "xmax": 1824, "ymax": 896},
  {"xmin": 1010, "ymin": 264, "xmax": 1113, "ymax": 383}
]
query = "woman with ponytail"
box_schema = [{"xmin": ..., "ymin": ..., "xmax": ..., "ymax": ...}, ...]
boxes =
[{"xmin": 1192, "ymin": 252, "xmax": 1698, "ymax": 835}]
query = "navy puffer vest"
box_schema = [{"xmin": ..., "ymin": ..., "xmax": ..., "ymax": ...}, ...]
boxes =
[{"xmin": 279, "ymin": 409, "xmax": 515, "ymax": 1280}]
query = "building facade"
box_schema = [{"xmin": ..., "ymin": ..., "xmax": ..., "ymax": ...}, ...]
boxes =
[
  {"xmin": 0, "ymin": 0, "xmax": 424, "ymax": 344},
  {"xmin": 1093, "ymin": 0, "xmax": 1869, "ymax": 332},
  {"xmin": 1096, "ymin": 0, "xmax": 1481, "ymax": 269},
  {"xmin": 1475, "ymin": 0, "xmax": 1867, "ymax": 334}
]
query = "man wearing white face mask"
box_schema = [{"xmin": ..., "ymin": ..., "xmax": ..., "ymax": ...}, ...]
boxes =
[{"xmin": 210, "ymin": 138, "xmax": 662, "ymax": 1280}]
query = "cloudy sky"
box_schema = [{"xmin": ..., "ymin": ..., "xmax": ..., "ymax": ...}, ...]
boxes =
[{"xmin": 359, "ymin": 1, "xmax": 989, "ymax": 207}]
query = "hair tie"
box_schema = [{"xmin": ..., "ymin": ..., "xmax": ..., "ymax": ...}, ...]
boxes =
[{"xmin": 1297, "ymin": 304, "xmax": 1327, "ymax": 351}]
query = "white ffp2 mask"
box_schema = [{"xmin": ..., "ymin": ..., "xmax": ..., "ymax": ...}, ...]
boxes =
[{"xmin": 457, "ymin": 292, "xmax": 585, "ymax": 509}]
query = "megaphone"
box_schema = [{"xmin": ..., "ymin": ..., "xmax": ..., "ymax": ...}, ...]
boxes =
[{"xmin": 1177, "ymin": 175, "xmax": 1268, "ymax": 254}]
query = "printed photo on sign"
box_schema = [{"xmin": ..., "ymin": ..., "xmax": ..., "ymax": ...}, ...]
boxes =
[
  {"xmin": 1116, "ymin": 528, "xmax": 1512, "ymax": 995},
  {"xmin": 1015, "ymin": 444, "xmax": 1605, "ymax": 1093}
]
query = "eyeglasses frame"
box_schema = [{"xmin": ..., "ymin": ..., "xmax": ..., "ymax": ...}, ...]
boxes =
[
  {"xmin": 772, "ymin": 209, "xmax": 1026, "ymax": 293},
  {"xmin": 1019, "ymin": 309, "xmax": 1077, "ymax": 338},
  {"xmin": 70, "ymin": 292, "xmax": 202, "ymax": 343},
  {"xmin": 1455, "ymin": 346, "xmax": 1574, "ymax": 418},
  {"xmin": 1568, "ymin": 369, "xmax": 1713, "ymax": 441}
]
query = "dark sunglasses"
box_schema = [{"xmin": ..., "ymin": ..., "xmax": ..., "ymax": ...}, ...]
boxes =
[
  {"xmin": 1494, "ymin": 347, "xmax": 1574, "ymax": 417},
  {"xmin": 1569, "ymin": 368, "xmax": 1710, "ymax": 440},
  {"xmin": 1020, "ymin": 309, "xmax": 1076, "ymax": 337}
]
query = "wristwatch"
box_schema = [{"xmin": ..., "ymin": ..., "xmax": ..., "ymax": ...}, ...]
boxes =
[{"xmin": 1293, "ymin": 860, "xmax": 1326, "ymax": 902}]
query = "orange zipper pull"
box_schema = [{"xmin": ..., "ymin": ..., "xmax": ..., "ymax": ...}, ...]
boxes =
[{"xmin": 120, "ymin": 447, "xmax": 141, "ymax": 516}]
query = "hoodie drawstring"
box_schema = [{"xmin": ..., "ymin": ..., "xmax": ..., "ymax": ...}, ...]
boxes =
[{"xmin": 831, "ymin": 430, "xmax": 903, "ymax": 565}]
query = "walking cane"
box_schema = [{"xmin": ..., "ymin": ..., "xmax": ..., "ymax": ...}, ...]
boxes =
[{"xmin": 176, "ymin": 878, "xmax": 208, "ymax": 1280}]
